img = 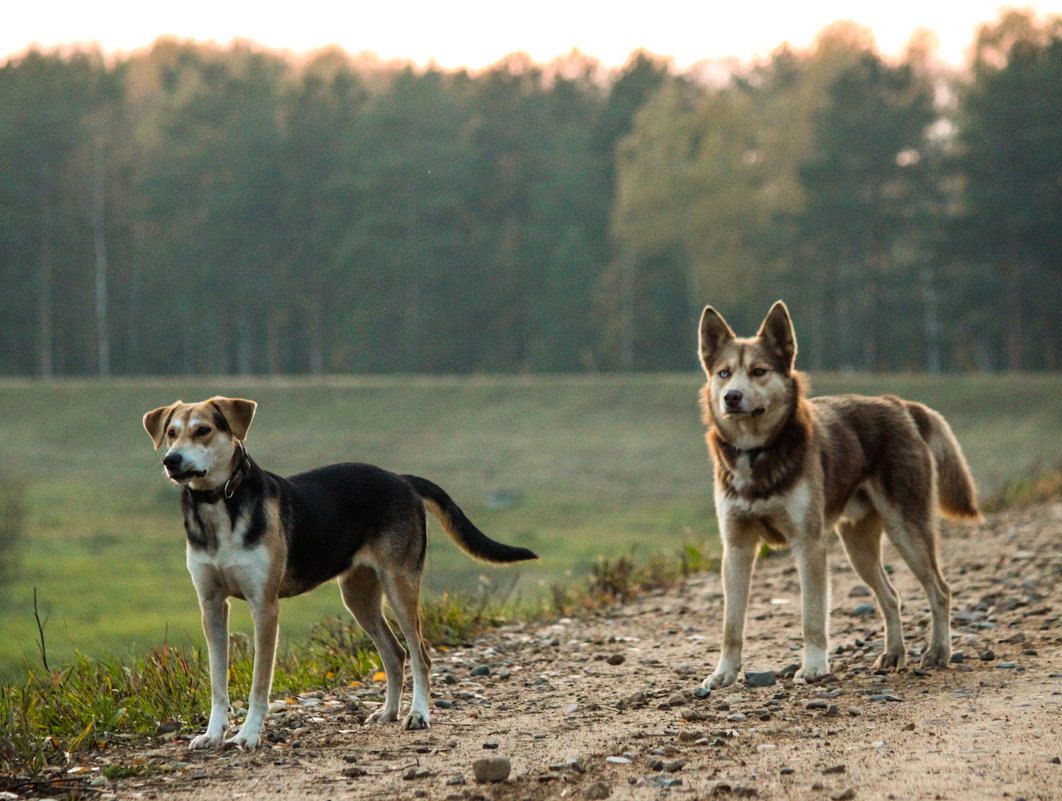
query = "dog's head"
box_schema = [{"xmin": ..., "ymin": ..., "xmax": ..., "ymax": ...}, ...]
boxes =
[
  {"xmin": 698, "ymin": 301, "xmax": 797, "ymax": 444},
  {"xmin": 143, "ymin": 397, "xmax": 257, "ymax": 490}
]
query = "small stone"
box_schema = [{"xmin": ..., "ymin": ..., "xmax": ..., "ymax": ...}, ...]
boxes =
[
  {"xmin": 470, "ymin": 665, "xmax": 491, "ymax": 677},
  {"xmin": 693, "ymin": 686, "xmax": 711, "ymax": 699},
  {"xmin": 849, "ymin": 585, "xmax": 872, "ymax": 597},
  {"xmin": 978, "ymin": 649, "xmax": 996, "ymax": 661},
  {"xmin": 402, "ymin": 766, "xmax": 431, "ymax": 780},
  {"xmin": 996, "ymin": 662, "xmax": 1017, "ymax": 669},
  {"xmin": 607, "ymin": 654, "xmax": 626, "ymax": 666},
  {"xmin": 434, "ymin": 699, "xmax": 454, "ymax": 709},
  {"xmin": 472, "ymin": 755, "xmax": 511, "ymax": 783},
  {"xmin": 680, "ymin": 707, "xmax": 706, "ymax": 722},
  {"xmin": 823, "ymin": 764, "xmax": 846, "ymax": 775},
  {"xmin": 726, "ymin": 712, "xmax": 747, "ymax": 722},
  {"xmin": 606, "ymin": 756, "xmax": 632, "ymax": 765},
  {"xmin": 585, "ymin": 781, "xmax": 612, "ymax": 800},
  {"xmin": 848, "ymin": 706, "xmax": 863, "ymax": 716},
  {"xmin": 662, "ymin": 759, "xmax": 686, "ymax": 772},
  {"xmin": 780, "ymin": 766, "xmax": 795, "ymax": 775},
  {"xmin": 805, "ymin": 700, "xmax": 829, "ymax": 710},
  {"xmin": 744, "ymin": 670, "xmax": 777, "ymax": 688},
  {"xmin": 903, "ymin": 722, "xmax": 916, "ymax": 731},
  {"xmin": 852, "ymin": 603, "xmax": 877, "ymax": 617},
  {"xmin": 667, "ymin": 693, "xmax": 688, "ymax": 707},
  {"xmin": 831, "ymin": 789, "xmax": 856, "ymax": 800},
  {"xmin": 445, "ymin": 775, "xmax": 466, "ymax": 786}
]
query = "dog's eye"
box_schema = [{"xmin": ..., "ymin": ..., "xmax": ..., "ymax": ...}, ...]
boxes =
[
  {"xmin": 167, "ymin": 427, "xmax": 176, "ymax": 439},
  {"xmin": 752, "ymin": 367, "xmax": 768, "ymax": 377},
  {"xmin": 195, "ymin": 426, "xmax": 211, "ymax": 437},
  {"xmin": 718, "ymin": 369, "xmax": 730, "ymax": 379}
]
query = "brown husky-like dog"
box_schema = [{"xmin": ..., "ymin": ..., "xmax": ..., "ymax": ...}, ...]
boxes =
[
  {"xmin": 697, "ymin": 301, "xmax": 980, "ymax": 689},
  {"xmin": 144, "ymin": 396, "xmax": 536, "ymax": 750}
]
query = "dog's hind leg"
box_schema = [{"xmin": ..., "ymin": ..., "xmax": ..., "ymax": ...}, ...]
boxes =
[
  {"xmin": 838, "ymin": 513, "xmax": 906, "ymax": 669},
  {"xmin": 340, "ymin": 566, "xmax": 407, "ymax": 724},
  {"xmin": 881, "ymin": 514, "xmax": 952, "ymax": 670},
  {"xmin": 378, "ymin": 569, "xmax": 432, "ymax": 730}
]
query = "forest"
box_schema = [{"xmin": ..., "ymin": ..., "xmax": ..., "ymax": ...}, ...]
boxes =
[{"xmin": 0, "ymin": 9, "xmax": 1059, "ymax": 376}]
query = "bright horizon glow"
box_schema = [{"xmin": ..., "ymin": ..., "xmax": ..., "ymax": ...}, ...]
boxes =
[{"xmin": 4, "ymin": 1, "xmax": 1062, "ymax": 70}]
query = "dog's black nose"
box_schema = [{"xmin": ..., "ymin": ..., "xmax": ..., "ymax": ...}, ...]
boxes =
[
  {"xmin": 724, "ymin": 390, "xmax": 744, "ymax": 408},
  {"xmin": 163, "ymin": 453, "xmax": 183, "ymax": 471}
]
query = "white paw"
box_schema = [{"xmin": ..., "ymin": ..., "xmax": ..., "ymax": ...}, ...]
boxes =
[
  {"xmin": 225, "ymin": 728, "xmax": 261, "ymax": 751},
  {"xmin": 366, "ymin": 706, "xmax": 399, "ymax": 724},
  {"xmin": 403, "ymin": 710, "xmax": 430, "ymax": 730},
  {"xmin": 189, "ymin": 732, "xmax": 224, "ymax": 750},
  {"xmin": 703, "ymin": 666, "xmax": 738, "ymax": 689},
  {"xmin": 795, "ymin": 659, "xmax": 830, "ymax": 681}
]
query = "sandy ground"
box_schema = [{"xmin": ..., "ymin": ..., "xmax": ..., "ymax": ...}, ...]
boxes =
[{"xmin": 39, "ymin": 501, "xmax": 1062, "ymax": 800}]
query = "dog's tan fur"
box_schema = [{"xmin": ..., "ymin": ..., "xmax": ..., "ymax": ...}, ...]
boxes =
[
  {"xmin": 144, "ymin": 397, "xmax": 535, "ymax": 750},
  {"xmin": 697, "ymin": 302, "xmax": 980, "ymax": 688}
]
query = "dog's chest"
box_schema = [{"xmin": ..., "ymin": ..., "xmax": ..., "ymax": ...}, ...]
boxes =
[{"xmin": 185, "ymin": 502, "xmax": 271, "ymax": 600}]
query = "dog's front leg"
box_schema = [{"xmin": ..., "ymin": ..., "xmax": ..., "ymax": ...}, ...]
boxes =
[
  {"xmin": 791, "ymin": 533, "xmax": 830, "ymax": 680},
  {"xmin": 190, "ymin": 594, "xmax": 231, "ymax": 750},
  {"xmin": 704, "ymin": 522, "xmax": 758, "ymax": 689},
  {"xmin": 228, "ymin": 595, "xmax": 279, "ymax": 751}
]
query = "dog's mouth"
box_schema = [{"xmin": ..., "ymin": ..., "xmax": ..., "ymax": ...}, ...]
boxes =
[
  {"xmin": 724, "ymin": 407, "xmax": 767, "ymax": 418},
  {"xmin": 167, "ymin": 468, "xmax": 208, "ymax": 482}
]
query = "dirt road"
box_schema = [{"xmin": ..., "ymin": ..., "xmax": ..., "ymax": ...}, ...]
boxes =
[{"xmin": 77, "ymin": 502, "xmax": 1062, "ymax": 800}]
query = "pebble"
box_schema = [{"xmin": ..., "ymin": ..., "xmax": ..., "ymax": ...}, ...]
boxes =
[
  {"xmin": 585, "ymin": 781, "xmax": 612, "ymax": 800},
  {"xmin": 745, "ymin": 670, "xmax": 777, "ymax": 687},
  {"xmin": 831, "ymin": 789, "xmax": 856, "ymax": 800},
  {"xmin": 606, "ymin": 756, "xmax": 633, "ymax": 765},
  {"xmin": 852, "ymin": 603, "xmax": 877, "ymax": 617},
  {"xmin": 607, "ymin": 654, "xmax": 626, "ymax": 665},
  {"xmin": 681, "ymin": 707, "xmax": 707, "ymax": 722},
  {"xmin": 470, "ymin": 665, "xmax": 491, "ymax": 677},
  {"xmin": 472, "ymin": 755, "xmax": 511, "ymax": 783}
]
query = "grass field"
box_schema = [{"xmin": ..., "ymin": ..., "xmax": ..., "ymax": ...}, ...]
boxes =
[{"xmin": 0, "ymin": 372, "xmax": 1059, "ymax": 677}]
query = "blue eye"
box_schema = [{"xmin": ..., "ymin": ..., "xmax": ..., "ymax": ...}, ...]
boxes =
[{"xmin": 718, "ymin": 369, "xmax": 730, "ymax": 379}]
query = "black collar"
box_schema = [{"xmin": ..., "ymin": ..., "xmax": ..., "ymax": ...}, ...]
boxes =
[
  {"xmin": 741, "ymin": 446, "xmax": 767, "ymax": 468},
  {"xmin": 717, "ymin": 437, "xmax": 769, "ymax": 469},
  {"xmin": 187, "ymin": 444, "xmax": 249, "ymax": 504}
]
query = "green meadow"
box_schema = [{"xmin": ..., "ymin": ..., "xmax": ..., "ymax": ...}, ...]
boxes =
[{"xmin": 0, "ymin": 373, "xmax": 1059, "ymax": 677}]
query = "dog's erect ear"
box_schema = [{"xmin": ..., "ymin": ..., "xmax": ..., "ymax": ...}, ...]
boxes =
[
  {"xmin": 757, "ymin": 300, "xmax": 797, "ymax": 370},
  {"xmin": 143, "ymin": 401, "xmax": 183, "ymax": 450},
  {"xmin": 208, "ymin": 397, "xmax": 257, "ymax": 441},
  {"xmin": 699, "ymin": 306, "xmax": 736, "ymax": 375}
]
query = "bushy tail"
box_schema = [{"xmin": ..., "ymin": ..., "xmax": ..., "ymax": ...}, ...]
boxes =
[
  {"xmin": 402, "ymin": 475, "xmax": 538, "ymax": 563},
  {"xmin": 904, "ymin": 401, "xmax": 982, "ymax": 520}
]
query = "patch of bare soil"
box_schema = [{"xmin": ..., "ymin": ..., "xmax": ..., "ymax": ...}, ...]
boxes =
[{"xmin": 68, "ymin": 503, "xmax": 1062, "ymax": 800}]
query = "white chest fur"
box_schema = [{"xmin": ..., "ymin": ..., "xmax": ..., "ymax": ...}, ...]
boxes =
[{"xmin": 186, "ymin": 503, "xmax": 271, "ymax": 602}]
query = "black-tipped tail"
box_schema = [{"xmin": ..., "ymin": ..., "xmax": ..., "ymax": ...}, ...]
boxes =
[{"xmin": 402, "ymin": 475, "xmax": 538, "ymax": 563}]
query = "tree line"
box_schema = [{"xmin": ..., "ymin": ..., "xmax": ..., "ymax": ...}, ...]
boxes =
[{"xmin": 1, "ymin": 10, "xmax": 1059, "ymax": 375}]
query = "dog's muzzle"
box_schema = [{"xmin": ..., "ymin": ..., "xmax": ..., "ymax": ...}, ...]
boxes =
[
  {"xmin": 163, "ymin": 453, "xmax": 207, "ymax": 482},
  {"xmin": 723, "ymin": 390, "xmax": 766, "ymax": 418}
]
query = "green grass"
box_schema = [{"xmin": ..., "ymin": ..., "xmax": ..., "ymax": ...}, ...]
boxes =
[{"xmin": 0, "ymin": 373, "xmax": 1059, "ymax": 680}]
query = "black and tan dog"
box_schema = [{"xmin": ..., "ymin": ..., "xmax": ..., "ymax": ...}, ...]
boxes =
[
  {"xmin": 143, "ymin": 396, "xmax": 536, "ymax": 750},
  {"xmin": 697, "ymin": 301, "xmax": 980, "ymax": 689}
]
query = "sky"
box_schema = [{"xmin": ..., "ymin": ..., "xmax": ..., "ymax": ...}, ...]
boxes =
[{"xmin": 3, "ymin": 1, "xmax": 1061, "ymax": 69}]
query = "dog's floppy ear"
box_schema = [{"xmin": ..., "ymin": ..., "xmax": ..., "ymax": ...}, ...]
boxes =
[
  {"xmin": 757, "ymin": 300, "xmax": 797, "ymax": 370},
  {"xmin": 208, "ymin": 396, "xmax": 257, "ymax": 441},
  {"xmin": 699, "ymin": 306, "xmax": 736, "ymax": 375},
  {"xmin": 143, "ymin": 401, "xmax": 183, "ymax": 450}
]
